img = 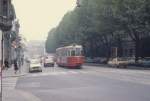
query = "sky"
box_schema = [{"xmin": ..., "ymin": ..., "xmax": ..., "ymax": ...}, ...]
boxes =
[{"xmin": 12, "ymin": 0, "xmax": 76, "ymax": 41}]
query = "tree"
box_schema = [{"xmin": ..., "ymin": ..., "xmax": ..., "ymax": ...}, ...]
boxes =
[
  {"xmin": 115, "ymin": 0, "xmax": 150, "ymax": 62},
  {"xmin": 46, "ymin": 0, "xmax": 150, "ymax": 61}
]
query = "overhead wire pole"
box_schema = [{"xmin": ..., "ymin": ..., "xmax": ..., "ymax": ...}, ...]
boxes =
[{"xmin": 0, "ymin": 30, "xmax": 3, "ymax": 99}]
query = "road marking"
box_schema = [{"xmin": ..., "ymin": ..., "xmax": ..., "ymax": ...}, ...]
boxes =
[
  {"xmin": 26, "ymin": 70, "xmax": 89, "ymax": 77},
  {"xmin": 2, "ymin": 77, "xmax": 18, "ymax": 90},
  {"xmin": 68, "ymin": 71, "xmax": 79, "ymax": 74}
]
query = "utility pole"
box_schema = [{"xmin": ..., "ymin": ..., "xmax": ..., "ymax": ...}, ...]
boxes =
[{"xmin": 1, "ymin": 31, "xmax": 3, "ymax": 70}]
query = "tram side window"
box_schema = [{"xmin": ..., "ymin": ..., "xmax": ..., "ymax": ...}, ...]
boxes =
[
  {"xmin": 62, "ymin": 50, "xmax": 66, "ymax": 56},
  {"xmin": 71, "ymin": 50, "xmax": 76, "ymax": 56},
  {"xmin": 67, "ymin": 50, "xmax": 70, "ymax": 56},
  {"xmin": 65, "ymin": 50, "xmax": 67, "ymax": 56}
]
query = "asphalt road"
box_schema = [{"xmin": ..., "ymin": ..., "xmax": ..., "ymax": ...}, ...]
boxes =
[{"xmin": 15, "ymin": 65, "xmax": 150, "ymax": 101}]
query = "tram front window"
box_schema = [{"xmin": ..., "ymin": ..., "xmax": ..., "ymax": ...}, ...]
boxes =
[{"xmin": 76, "ymin": 48, "xmax": 81, "ymax": 56}]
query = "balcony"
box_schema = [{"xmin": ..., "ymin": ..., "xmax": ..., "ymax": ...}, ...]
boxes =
[{"xmin": 0, "ymin": 15, "xmax": 12, "ymax": 31}]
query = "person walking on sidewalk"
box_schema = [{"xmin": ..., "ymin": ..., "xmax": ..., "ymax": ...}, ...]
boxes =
[
  {"xmin": 14, "ymin": 58, "xmax": 18, "ymax": 74},
  {"xmin": 4, "ymin": 59, "xmax": 9, "ymax": 70},
  {"xmin": 12, "ymin": 45, "xmax": 19, "ymax": 74}
]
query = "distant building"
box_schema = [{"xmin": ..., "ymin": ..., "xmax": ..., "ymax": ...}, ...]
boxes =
[
  {"xmin": 27, "ymin": 40, "xmax": 45, "ymax": 58},
  {"xmin": 0, "ymin": 0, "xmax": 15, "ymax": 31},
  {"xmin": 111, "ymin": 33, "xmax": 135, "ymax": 58}
]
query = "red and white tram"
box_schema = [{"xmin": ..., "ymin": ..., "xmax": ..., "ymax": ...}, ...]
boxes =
[{"xmin": 56, "ymin": 45, "xmax": 84, "ymax": 68}]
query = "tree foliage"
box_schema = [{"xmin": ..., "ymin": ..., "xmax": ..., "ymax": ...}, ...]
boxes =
[{"xmin": 46, "ymin": 0, "xmax": 150, "ymax": 61}]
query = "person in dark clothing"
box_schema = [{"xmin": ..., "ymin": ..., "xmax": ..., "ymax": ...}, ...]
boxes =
[
  {"xmin": 21, "ymin": 57, "xmax": 24, "ymax": 65},
  {"xmin": 14, "ymin": 59, "xmax": 18, "ymax": 74},
  {"xmin": 4, "ymin": 59, "xmax": 9, "ymax": 69}
]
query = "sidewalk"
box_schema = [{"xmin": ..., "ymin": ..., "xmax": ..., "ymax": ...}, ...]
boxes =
[
  {"xmin": 2, "ymin": 89, "xmax": 41, "ymax": 101},
  {"xmin": 2, "ymin": 62, "xmax": 41, "ymax": 101},
  {"xmin": 2, "ymin": 63, "xmax": 28, "ymax": 78},
  {"xmin": 1, "ymin": 62, "xmax": 35, "ymax": 101},
  {"xmin": 2, "ymin": 90, "xmax": 29, "ymax": 101}
]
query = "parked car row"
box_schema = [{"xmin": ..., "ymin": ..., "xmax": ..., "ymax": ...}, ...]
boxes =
[
  {"xmin": 139, "ymin": 58, "xmax": 150, "ymax": 67},
  {"xmin": 43, "ymin": 56, "xmax": 55, "ymax": 67},
  {"xmin": 26, "ymin": 55, "xmax": 55, "ymax": 73},
  {"xmin": 26, "ymin": 55, "xmax": 150, "ymax": 72},
  {"xmin": 108, "ymin": 57, "xmax": 150, "ymax": 68},
  {"xmin": 85, "ymin": 57, "xmax": 107, "ymax": 64},
  {"xmin": 108, "ymin": 58, "xmax": 129, "ymax": 68}
]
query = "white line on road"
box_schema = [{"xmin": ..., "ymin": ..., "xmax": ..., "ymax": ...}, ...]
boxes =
[
  {"xmin": 2, "ymin": 77, "xmax": 18, "ymax": 90},
  {"xmin": 25, "ymin": 70, "xmax": 88, "ymax": 77}
]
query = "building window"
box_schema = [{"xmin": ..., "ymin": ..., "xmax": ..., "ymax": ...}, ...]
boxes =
[
  {"xmin": 129, "ymin": 49, "xmax": 133, "ymax": 57},
  {"xmin": 3, "ymin": 0, "xmax": 8, "ymax": 16}
]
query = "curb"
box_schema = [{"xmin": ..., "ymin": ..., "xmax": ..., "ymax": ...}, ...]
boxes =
[
  {"xmin": 2, "ymin": 89, "xmax": 41, "ymax": 101},
  {"xmin": 84, "ymin": 63, "xmax": 150, "ymax": 70}
]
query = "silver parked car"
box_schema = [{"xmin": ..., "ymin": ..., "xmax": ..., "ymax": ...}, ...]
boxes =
[{"xmin": 44, "ymin": 56, "xmax": 55, "ymax": 67}]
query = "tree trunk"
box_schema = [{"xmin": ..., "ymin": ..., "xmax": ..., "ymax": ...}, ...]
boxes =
[{"xmin": 135, "ymin": 40, "xmax": 140, "ymax": 63}]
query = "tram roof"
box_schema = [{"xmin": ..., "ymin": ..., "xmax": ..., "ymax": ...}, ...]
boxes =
[{"xmin": 56, "ymin": 45, "xmax": 82, "ymax": 51}]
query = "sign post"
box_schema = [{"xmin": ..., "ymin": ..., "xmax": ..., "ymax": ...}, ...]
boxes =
[{"xmin": 0, "ymin": 30, "xmax": 2, "ymax": 67}]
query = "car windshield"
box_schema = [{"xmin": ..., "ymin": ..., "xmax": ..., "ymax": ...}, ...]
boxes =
[
  {"xmin": 46, "ymin": 56, "xmax": 53, "ymax": 60},
  {"xmin": 46, "ymin": 58, "xmax": 53, "ymax": 61},
  {"xmin": 31, "ymin": 59, "xmax": 40, "ymax": 64}
]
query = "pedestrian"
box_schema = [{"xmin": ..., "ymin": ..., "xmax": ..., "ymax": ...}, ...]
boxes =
[
  {"xmin": 12, "ymin": 45, "xmax": 19, "ymax": 74},
  {"xmin": 4, "ymin": 59, "xmax": 9, "ymax": 70},
  {"xmin": 14, "ymin": 59, "xmax": 18, "ymax": 74},
  {"xmin": 21, "ymin": 56, "xmax": 24, "ymax": 65}
]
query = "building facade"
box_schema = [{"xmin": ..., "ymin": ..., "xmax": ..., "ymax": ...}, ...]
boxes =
[
  {"xmin": 121, "ymin": 34, "xmax": 135, "ymax": 58},
  {"xmin": 0, "ymin": 0, "xmax": 17, "ymax": 69},
  {"xmin": 110, "ymin": 32, "xmax": 135, "ymax": 58}
]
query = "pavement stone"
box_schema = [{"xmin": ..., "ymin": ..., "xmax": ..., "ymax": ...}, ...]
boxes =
[
  {"xmin": 2, "ymin": 89, "xmax": 41, "ymax": 101},
  {"xmin": 1, "ymin": 62, "xmax": 36, "ymax": 101}
]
